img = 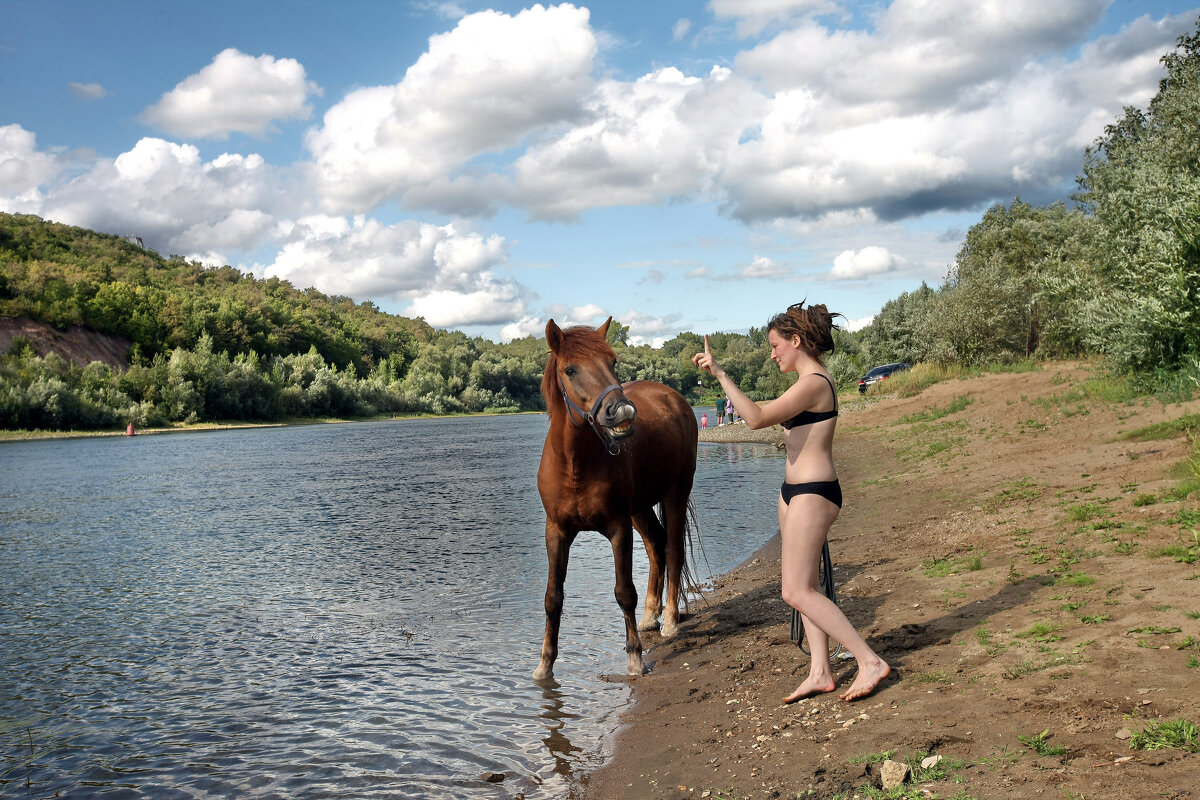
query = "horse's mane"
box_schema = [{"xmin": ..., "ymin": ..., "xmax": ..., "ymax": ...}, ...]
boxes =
[{"xmin": 541, "ymin": 326, "xmax": 618, "ymax": 420}]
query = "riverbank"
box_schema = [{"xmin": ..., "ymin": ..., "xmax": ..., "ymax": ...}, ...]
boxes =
[{"xmin": 583, "ymin": 362, "xmax": 1200, "ymax": 799}]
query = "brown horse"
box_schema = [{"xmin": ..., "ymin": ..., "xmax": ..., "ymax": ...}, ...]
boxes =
[{"xmin": 534, "ymin": 317, "xmax": 699, "ymax": 681}]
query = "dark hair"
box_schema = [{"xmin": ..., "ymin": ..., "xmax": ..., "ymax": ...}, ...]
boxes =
[{"xmin": 766, "ymin": 301, "xmax": 844, "ymax": 362}]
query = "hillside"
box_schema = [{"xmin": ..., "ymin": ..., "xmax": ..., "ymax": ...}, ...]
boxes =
[{"xmin": 587, "ymin": 363, "xmax": 1200, "ymax": 799}]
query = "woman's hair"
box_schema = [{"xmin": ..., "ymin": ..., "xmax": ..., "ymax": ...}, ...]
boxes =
[{"xmin": 766, "ymin": 301, "xmax": 844, "ymax": 361}]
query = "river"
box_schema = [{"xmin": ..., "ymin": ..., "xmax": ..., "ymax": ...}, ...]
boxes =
[{"xmin": 0, "ymin": 414, "xmax": 785, "ymax": 798}]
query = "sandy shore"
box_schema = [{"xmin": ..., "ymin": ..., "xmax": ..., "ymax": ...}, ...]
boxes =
[{"xmin": 581, "ymin": 363, "xmax": 1200, "ymax": 799}]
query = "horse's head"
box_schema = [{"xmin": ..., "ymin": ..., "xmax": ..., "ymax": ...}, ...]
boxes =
[{"xmin": 543, "ymin": 317, "xmax": 637, "ymax": 442}]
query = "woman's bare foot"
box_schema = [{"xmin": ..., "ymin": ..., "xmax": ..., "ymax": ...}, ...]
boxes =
[
  {"xmin": 840, "ymin": 659, "xmax": 890, "ymax": 701},
  {"xmin": 783, "ymin": 675, "xmax": 837, "ymax": 704}
]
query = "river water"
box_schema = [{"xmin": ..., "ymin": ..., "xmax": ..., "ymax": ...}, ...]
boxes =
[{"xmin": 0, "ymin": 414, "xmax": 784, "ymax": 799}]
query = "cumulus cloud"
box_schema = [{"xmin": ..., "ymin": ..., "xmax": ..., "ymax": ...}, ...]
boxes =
[
  {"xmin": 845, "ymin": 315, "xmax": 874, "ymax": 332},
  {"xmin": 709, "ymin": 0, "xmax": 836, "ymax": 38},
  {"xmin": 307, "ymin": 4, "xmax": 597, "ymax": 212},
  {"xmin": 716, "ymin": 0, "xmax": 1183, "ymax": 223},
  {"xmin": 0, "ymin": 125, "xmax": 62, "ymax": 207},
  {"xmin": 831, "ymin": 246, "xmax": 905, "ymax": 279},
  {"xmin": 140, "ymin": 48, "xmax": 320, "ymax": 139},
  {"xmin": 620, "ymin": 309, "xmax": 684, "ymax": 347},
  {"xmin": 32, "ymin": 137, "xmax": 284, "ymax": 253},
  {"xmin": 512, "ymin": 65, "xmax": 766, "ymax": 220},
  {"xmin": 263, "ymin": 216, "xmax": 525, "ymax": 327},
  {"xmin": 68, "ymin": 81, "xmax": 110, "ymax": 100}
]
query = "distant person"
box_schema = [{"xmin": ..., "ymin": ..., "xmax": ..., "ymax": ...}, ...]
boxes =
[
  {"xmin": 716, "ymin": 397, "xmax": 725, "ymax": 426},
  {"xmin": 692, "ymin": 302, "xmax": 889, "ymax": 703},
  {"xmin": 726, "ymin": 397, "xmax": 736, "ymax": 424},
  {"xmin": 700, "ymin": 412, "xmax": 708, "ymax": 429}
]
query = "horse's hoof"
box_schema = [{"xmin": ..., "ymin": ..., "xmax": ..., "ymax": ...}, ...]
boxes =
[
  {"xmin": 661, "ymin": 620, "xmax": 679, "ymax": 639},
  {"xmin": 637, "ymin": 619, "xmax": 660, "ymax": 632},
  {"xmin": 533, "ymin": 664, "xmax": 554, "ymax": 682},
  {"xmin": 626, "ymin": 655, "xmax": 646, "ymax": 676}
]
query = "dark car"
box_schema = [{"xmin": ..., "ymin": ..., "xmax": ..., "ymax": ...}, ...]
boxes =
[{"xmin": 858, "ymin": 362, "xmax": 910, "ymax": 393}]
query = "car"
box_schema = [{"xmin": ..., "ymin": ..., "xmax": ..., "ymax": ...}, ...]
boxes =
[{"xmin": 858, "ymin": 362, "xmax": 911, "ymax": 393}]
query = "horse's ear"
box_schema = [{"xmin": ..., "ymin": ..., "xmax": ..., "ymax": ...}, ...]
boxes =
[
  {"xmin": 597, "ymin": 316, "xmax": 612, "ymax": 339},
  {"xmin": 546, "ymin": 319, "xmax": 562, "ymax": 353}
]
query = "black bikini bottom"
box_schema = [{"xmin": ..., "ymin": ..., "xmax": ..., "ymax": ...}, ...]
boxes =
[{"xmin": 780, "ymin": 479, "xmax": 842, "ymax": 508}]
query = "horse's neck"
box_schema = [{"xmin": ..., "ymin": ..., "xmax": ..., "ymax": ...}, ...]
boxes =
[{"xmin": 546, "ymin": 405, "xmax": 605, "ymax": 468}]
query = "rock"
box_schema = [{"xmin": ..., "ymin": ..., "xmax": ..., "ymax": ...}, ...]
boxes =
[
  {"xmin": 880, "ymin": 759, "xmax": 911, "ymax": 790},
  {"xmin": 1115, "ymin": 728, "xmax": 1134, "ymax": 741},
  {"xmin": 481, "ymin": 771, "xmax": 507, "ymax": 783},
  {"xmin": 921, "ymin": 754, "xmax": 943, "ymax": 770}
]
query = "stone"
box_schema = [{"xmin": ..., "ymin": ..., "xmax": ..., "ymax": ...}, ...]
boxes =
[
  {"xmin": 1115, "ymin": 728, "xmax": 1134, "ymax": 741},
  {"xmin": 481, "ymin": 771, "xmax": 507, "ymax": 783},
  {"xmin": 921, "ymin": 754, "xmax": 944, "ymax": 770},
  {"xmin": 880, "ymin": 759, "xmax": 911, "ymax": 790}
]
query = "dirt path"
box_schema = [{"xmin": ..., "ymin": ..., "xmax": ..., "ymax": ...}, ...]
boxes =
[{"xmin": 581, "ymin": 362, "xmax": 1200, "ymax": 799}]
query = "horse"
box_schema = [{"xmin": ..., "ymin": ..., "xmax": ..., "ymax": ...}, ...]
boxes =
[{"xmin": 533, "ymin": 317, "xmax": 699, "ymax": 681}]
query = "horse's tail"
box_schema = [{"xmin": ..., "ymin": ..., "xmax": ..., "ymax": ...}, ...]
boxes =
[{"xmin": 661, "ymin": 498, "xmax": 709, "ymax": 612}]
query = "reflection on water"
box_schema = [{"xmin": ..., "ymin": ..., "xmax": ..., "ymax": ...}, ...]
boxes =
[{"xmin": 0, "ymin": 415, "xmax": 783, "ymax": 798}]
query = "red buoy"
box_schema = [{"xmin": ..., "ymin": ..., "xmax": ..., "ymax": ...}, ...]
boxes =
[{"xmin": 126, "ymin": 424, "xmax": 136, "ymax": 436}]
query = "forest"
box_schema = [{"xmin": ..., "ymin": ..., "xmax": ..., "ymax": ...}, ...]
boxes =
[{"xmin": 2, "ymin": 22, "xmax": 1198, "ymax": 432}]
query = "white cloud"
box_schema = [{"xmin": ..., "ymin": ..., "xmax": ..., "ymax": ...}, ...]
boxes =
[
  {"xmin": 265, "ymin": 216, "xmax": 524, "ymax": 327},
  {"xmin": 709, "ymin": 0, "xmax": 836, "ymax": 37},
  {"xmin": 845, "ymin": 315, "xmax": 874, "ymax": 332},
  {"xmin": 68, "ymin": 81, "xmax": 109, "ymax": 100},
  {"xmin": 672, "ymin": 18, "xmax": 692, "ymax": 42},
  {"xmin": 140, "ymin": 48, "xmax": 320, "ymax": 139},
  {"xmin": 0, "ymin": 125, "xmax": 62, "ymax": 207},
  {"xmin": 545, "ymin": 303, "xmax": 609, "ymax": 329},
  {"xmin": 307, "ymin": 4, "xmax": 597, "ymax": 212},
  {"xmin": 621, "ymin": 309, "xmax": 683, "ymax": 347},
  {"xmin": 499, "ymin": 316, "xmax": 546, "ymax": 342},
  {"xmin": 513, "ymin": 65, "xmax": 765, "ymax": 220},
  {"xmin": 737, "ymin": 254, "xmax": 791, "ymax": 279},
  {"xmin": 34, "ymin": 138, "xmax": 284, "ymax": 253},
  {"xmin": 831, "ymin": 246, "xmax": 905, "ymax": 279}
]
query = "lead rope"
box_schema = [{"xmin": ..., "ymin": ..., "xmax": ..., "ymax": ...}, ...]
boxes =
[{"xmin": 558, "ymin": 377, "xmax": 625, "ymax": 455}]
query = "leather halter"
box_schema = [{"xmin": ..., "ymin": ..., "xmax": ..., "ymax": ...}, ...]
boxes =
[{"xmin": 558, "ymin": 375, "xmax": 628, "ymax": 455}]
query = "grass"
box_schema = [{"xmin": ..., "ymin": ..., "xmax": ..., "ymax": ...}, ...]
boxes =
[
  {"xmin": 1017, "ymin": 729, "xmax": 1068, "ymax": 757},
  {"xmin": 897, "ymin": 394, "xmax": 974, "ymax": 424},
  {"xmin": 984, "ymin": 479, "xmax": 1042, "ymax": 512},
  {"xmin": 1128, "ymin": 719, "xmax": 1200, "ymax": 753},
  {"xmin": 922, "ymin": 553, "xmax": 985, "ymax": 577},
  {"xmin": 1151, "ymin": 531, "xmax": 1200, "ymax": 564},
  {"xmin": 1057, "ymin": 572, "xmax": 1097, "ymax": 587},
  {"xmin": 1015, "ymin": 622, "xmax": 1063, "ymax": 643},
  {"xmin": 839, "ymin": 749, "xmax": 974, "ymax": 800}
]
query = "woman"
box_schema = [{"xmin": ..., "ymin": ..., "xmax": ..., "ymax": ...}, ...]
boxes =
[{"xmin": 692, "ymin": 303, "xmax": 889, "ymax": 702}]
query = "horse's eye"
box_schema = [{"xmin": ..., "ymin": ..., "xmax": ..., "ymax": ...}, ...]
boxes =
[{"xmin": 564, "ymin": 366, "xmax": 576, "ymax": 378}]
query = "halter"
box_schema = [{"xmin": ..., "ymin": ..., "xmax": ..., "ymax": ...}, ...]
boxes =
[{"xmin": 558, "ymin": 375, "xmax": 628, "ymax": 455}]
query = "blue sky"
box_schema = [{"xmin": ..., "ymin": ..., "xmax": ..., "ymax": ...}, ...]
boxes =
[{"xmin": 3, "ymin": 1, "xmax": 1198, "ymax": 344}]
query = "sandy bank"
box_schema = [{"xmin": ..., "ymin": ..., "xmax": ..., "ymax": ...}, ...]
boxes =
[{"xmin": 583, "ymin": 362, "xmax": 1200, "ymax": 800}]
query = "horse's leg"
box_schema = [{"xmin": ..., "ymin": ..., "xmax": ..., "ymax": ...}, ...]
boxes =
[
  {"xmin": 534, "ymin": 520, "xmax": 576, "ymax": 682},
  {"xmin": 632, "ymin": 510, "xmax": 666, "ymax": 632},
  {"xmin": 660, "ymin": 489, "xmax": 691, "ymax": 639},
  {"xmin": 606, "ymin": 521, "xmax": 645, "ymax": 676}
]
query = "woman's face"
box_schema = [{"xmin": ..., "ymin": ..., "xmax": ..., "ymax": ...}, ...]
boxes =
[{"xmin": 767, "ymin": 328, "xmax": 802, "ymax": 372}]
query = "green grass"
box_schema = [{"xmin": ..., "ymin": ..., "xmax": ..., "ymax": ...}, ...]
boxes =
[
  {"xmin": 1016, "ymin": 622, "xmax": 1063, "ymax": 643},
  {"xmin": 1124, "ymin": 413, "xmax": 1200, "ymax": 442},
  {"xmin": 922, "ymin": 552, "xmax": 985, "ymax": 577},
  {"xmin": 897, "ymin": 395, "xmax": 974, "ymax": 424},
  {"xmin": 1057, "ymin": 572, "xmax": 1097, "ymax": 587},
  {"xmin": 984, "ymin": 479, "xmax": 1042, "ymax": 512},
  {"xmin": 1128, "ymin": 719, "xmax": 1200, "ymax": 753},
  {"xmin": 1017, "ymin": 729, "xmax": 1067, "ymax": 757}
]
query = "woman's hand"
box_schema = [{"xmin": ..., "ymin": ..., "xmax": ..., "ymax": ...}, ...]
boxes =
[{"xmin": 692, "ymin": 335, "xmax": 724, "ymax": 378}]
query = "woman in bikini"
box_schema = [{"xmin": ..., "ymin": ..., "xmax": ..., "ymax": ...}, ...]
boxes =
[{"xmin": 692, "ymin": 302, "xmax": 889, "ymax": 702}]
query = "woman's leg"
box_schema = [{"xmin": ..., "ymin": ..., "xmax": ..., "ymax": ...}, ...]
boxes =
[
  {"xmin": 779, "ymin": 494, "xmax": 835, "ymax": 702},
  {"xmin": 780, "ymin": 493, "xmax": 889, "ymax": 702}
]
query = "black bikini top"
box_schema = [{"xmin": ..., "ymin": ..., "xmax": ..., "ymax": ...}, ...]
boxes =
[{"xmin": 779, "ymin": 373, "xmax": 838, "ymax": 430}]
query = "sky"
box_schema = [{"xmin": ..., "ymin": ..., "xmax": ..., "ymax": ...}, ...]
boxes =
[{"xmin": 3, "ymin": 1, "xmax": 1198, "ymax": 345}]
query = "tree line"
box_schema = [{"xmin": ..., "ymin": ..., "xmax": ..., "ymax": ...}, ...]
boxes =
[{"xmin": 3, "ymin": 18, "xmax": 1199, "ymax": 431}]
